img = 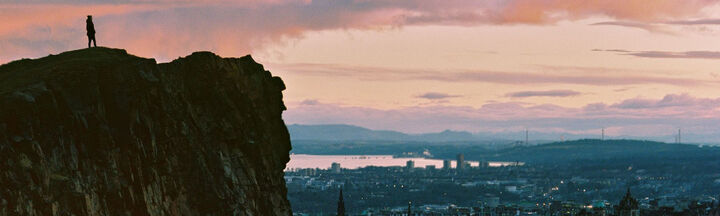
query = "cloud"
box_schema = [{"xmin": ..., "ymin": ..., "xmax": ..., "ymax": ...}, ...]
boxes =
[
  {"xmin": 613, "ymin": 87, "xmax": 633, "ymax": 92},
  {"xmin": 283, "ymin": 94, "xmax": 720, "ymax": 138},
  {"xmin": 417, "ymin": 92, "xmax": 460, "ymax": 100},
  {"xmin": 299, "ymin": 99, "xmax": 319, "ymax": 105},
  {"xmin": 591, "ymin": 21, "xmax": 672, "ymax": 34},
  {"xmin": 665, "ymin": 18, "xmax": 720, "ymax": 25},
  {"xmin": 272, "ymin": 63, "xmax": 713, "ymax": 87},
  {"xmin": 591, "ymin": 49, "xmax": 630, "ymax": 53},
  {"xmin": 611, "ymin": 93, "xmax": 720, "ymax": 109},
  {"xmin": 506, "ymin": 89, "xmax": 580, "ymax": 98},
  {"xmin": 627, "ymin": 51, "xmax": 720, "ymax": 59},
  {"xmin": 610, "ymin": 98, "xmax": 656, "ymax": 109},
  {"xmin": 591, "ymin": 18, "xmax": 720, "ymax": 33},
  {"xmin": 582, "ymin": 103, "xmax": 607, "ymax": 112},
  {"xmin": 594, "ymin": 49, "xmax": 720, "ymax": 59},
  {"xmin": 1, "ymin": 0, "xmax": 718, "ymax": 62}
]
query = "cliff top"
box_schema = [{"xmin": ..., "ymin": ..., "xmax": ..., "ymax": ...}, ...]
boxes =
[{"xmin": 0, "ymin": 47, "xmax": 260, "ymax": 95}]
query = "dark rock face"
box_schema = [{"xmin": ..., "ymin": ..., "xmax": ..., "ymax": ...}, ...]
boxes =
[{"xmin": 0, "ymin": 48, "xmax": 292, "ymax": 215}]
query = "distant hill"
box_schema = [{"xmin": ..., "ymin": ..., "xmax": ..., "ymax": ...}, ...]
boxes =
[
  {"xmin": 287, "ymin": 124, "xmax": 475, "ymax": 142},
  {"xmin": 287, "ymin": 124, "xmax": 720, "ymax": 145},
  {"xmin": 474, "ymin": 139, "xmax": 720, "ymax": 163},
  {"xmin": 287, "ymin": 124, "xmax": 407, "ymax": 140}
]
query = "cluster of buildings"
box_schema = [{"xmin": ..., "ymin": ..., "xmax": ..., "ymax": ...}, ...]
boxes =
[
  {"xmin": 286, "ymin": 153, "xmax": 720, "ymax": 216},
  {"xmin": 329, "ymin": 188, "xmax": 720, "ymax": 216}
]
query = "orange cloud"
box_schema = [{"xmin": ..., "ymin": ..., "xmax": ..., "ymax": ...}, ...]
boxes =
[
  {"xmin": 493, "ymin": 0, "xmax": 715, "ymax": 23},
  {"xmin": 271, "ymin": 63, "xmax": 712, "ymax": 86},
  {"xmin": 0, "ymin": 0, "xmax": 717, "ymax": 62},
  {"xmin": 283, "ymin": 93, "xmax": 720, "ymax": 138},
  {"xmin": 0, "ymin": 4, "xmax": 163, "ymax": 36}
]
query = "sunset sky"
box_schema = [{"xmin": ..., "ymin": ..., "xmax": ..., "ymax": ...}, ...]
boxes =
[{"xmin": 3, "ymin": 0, "xmax": 720, "ymax": 141}]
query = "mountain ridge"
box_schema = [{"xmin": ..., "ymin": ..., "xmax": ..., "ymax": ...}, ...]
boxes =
[
  {"xmin": 287, "ymin": 124, "xmax": 475, "ymax": 142},
  {"xmin": 288, "ymin": 124, "xmax": 719, "ymax": 144}
]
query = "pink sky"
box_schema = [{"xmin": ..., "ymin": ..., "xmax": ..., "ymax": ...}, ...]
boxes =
[{"xmin": 3, "ymin": 0, "xmax": 720, "ymax": 140}]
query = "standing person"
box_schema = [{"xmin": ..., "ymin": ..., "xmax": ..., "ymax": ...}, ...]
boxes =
[{"xmin": 86, "ymin": 15, "xmax": 96, "ymax": 48}]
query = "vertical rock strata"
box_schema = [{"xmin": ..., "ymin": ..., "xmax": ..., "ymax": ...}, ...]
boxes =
[{"xmin": 0, "ymin": 48, "xmax": 292, "ymax": 215}]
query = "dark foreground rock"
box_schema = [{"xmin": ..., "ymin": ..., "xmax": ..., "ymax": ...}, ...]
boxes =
[{"xmin": 0, "ymin": 47, "xmax": 291, "ymax": 215}]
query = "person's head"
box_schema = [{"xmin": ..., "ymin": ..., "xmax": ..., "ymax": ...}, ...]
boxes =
[{"xmin": 87, "ymin": 15, "xmax": 92, "ymax": 20}]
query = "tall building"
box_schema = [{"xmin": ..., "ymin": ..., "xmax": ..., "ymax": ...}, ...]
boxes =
[
  {"xmin": 443, "ymin": 160, "xmax": 451, "ymax": 170},
  {"xmin": 331, "ymin": 162, "xmax": 341, "ymax": 173},
  {"xmin": 406, "ymin": 160, "xmax": 415, "ymax": 169},
  {"xmin": 617, "ymin": 188, "xmax": 640, "ymax": 216},
  {"xmin": 457, "ymin": 153, "xmax": 465, "ymax": 170},
  {"xmin": 405, "ymin": 160, "xmax": 415, "ymax": 172},
  {"xmin": 407, "ymin": 201, "xmax": 412, "ymax": 216},
  {"xmin": 479, "ymin": 160, "xmax": 489, "ymax": 168},
  {"xmin": 337, "ymin": 188, "xmax": 345, "ymax": 216}
]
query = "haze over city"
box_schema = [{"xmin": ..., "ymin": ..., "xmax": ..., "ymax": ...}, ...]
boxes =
[{"xmin": 3, "ymin": 0, "xmax": 720, "ymax": 140}]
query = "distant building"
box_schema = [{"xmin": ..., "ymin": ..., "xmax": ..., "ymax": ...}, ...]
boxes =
[
  {"xmin": 479, "ymin": 160, "xmax": 489, "ymax": 168},
  {"xmin": 407, "ymin": 201, "xmax": 412, "ymax": 216},
  {"xmin": 457, "ymin": 154, "xmax": 465, "ymax": 170},
  {"xmin": 443, "ymin": 160, "xmax": 451, "ymax": 170},
  {"xmin": 295, "ymin": 168, "xmax": 317, "ymax": 176},
  {"xmin": 550, "ymin": 200, "xmax": 563, "ymax": 214},
  {"xmin": 617, "ymin": 188, "xmax": 640, "ymax": 216},
  {"xmin": 484, "ymin": 197, "xmax": 500, "ymax": 208},
  {"xmin": 406, "ymin": 160, "xmax": 415, "ymax": 172},
  {"xmin": 337, "ymin": 188, "xmax": 346, "ymax": 216},
  {"xmin": 331, "ymin": 162, "xmax": 341, "ymax": 173},
  {"xmin": 708, "ymin": 201, "xmax": 720, "ymax": 216}
]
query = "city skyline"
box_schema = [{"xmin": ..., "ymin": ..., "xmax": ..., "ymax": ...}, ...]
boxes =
[{"xmin": 3, "ymin": 0, "xmax": 720, "ymax": 136}]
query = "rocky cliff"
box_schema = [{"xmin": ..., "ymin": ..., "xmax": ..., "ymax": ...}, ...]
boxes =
[{"xmin": 0, "ymin": 47, "xmax": 292, "ymax": 215}]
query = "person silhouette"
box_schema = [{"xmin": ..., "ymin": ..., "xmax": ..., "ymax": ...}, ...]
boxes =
[{"xmin": 86, "ymin": 15, "xmax": 96, "ymax": 48}]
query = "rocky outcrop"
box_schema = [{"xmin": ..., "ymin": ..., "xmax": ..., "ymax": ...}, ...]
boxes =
[{"xmin": 0, "ymin": 47, "xmax": 292, "ymax": 215}]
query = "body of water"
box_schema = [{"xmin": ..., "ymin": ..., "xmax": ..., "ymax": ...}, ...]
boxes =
[{"xmin": 286, "ymin": 154, "xmax": 521, "ymax": 170}]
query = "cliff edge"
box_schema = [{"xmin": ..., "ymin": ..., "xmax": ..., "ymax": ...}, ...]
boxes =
[{"xmin": 0, "ymin": 47, "xmax": 291, "ymax": 215}]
